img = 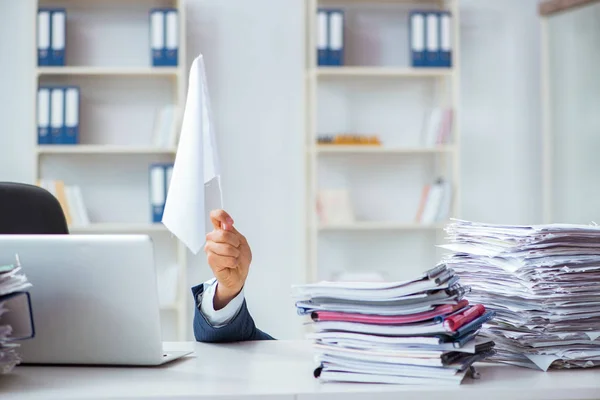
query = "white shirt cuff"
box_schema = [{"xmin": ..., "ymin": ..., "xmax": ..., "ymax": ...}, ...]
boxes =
[{"xmin": 199, "ymin": 278, "xmax": 245, "ymax": 328}]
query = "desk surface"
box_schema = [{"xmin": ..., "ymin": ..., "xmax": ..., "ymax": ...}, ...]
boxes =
[{"xmin": 4, "ymin": 340, "xmax": 600, "ymax": 400}]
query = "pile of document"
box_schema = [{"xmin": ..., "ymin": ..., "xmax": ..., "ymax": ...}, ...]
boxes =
[
  {"xmin": 441, "ymin": 219, "xmax": 600, "ymax": 371},
  {"xmin": 293, "ymin": 265, "xmax": 496, "ymax": 385},
  {"xmin": 0, "ymin": 255, "xmax": 33, "ymax": 374}
]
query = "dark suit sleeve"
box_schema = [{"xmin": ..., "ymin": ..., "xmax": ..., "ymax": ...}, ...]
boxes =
[{"xmin": 191, "ymin": 284, "xmax": 275, "ymax": 343}]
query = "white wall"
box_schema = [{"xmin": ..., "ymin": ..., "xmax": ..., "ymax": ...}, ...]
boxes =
[
  {"xmin": 547, "ymin": 3, "xmax": 600, "ymax": 224},
  {"xmin": 0, "ymin": 0, "xmax": 543, "ymax": 340}
]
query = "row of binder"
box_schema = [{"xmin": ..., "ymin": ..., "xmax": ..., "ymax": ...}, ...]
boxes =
[
  {"xmin": 410, "ymin": 11, "xmax": 453, "ymax": 68},
  {"xmin": 37, "ymin": 8, "xmax": 180, "ymax": 67},
  {"xmin": 150, "ymin": 163, "xmax": 174, "ymax": 223},
  {"xmin": 317, "ymin": 9, "xmax": 344, "ymax": 66},
  {"xmin": 150, "ymin": 8, "xmax": 179, "ymax": 67},
  {"xmin": 37, "ymin": 180, "xmax": 90, "ymax": 227},
  {"xmin": 37, "ymin": 86, "xmax": 80, "ymax": 145},
  {"xmin": 37, "ymin": 8, "xmax": 66, "ymax": 66}
]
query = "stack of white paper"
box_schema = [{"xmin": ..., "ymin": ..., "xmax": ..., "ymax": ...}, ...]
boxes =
[
  {"xmin": 441, "ymin": 219, "xmax": 600, "ymax": 371},
  {"xmin": 0, "ymin": 256, "xmax": 32, "ymax": 374},
  {"xmin": 292, "ymin": 265, "xmax": 496, "ymax": 385}
]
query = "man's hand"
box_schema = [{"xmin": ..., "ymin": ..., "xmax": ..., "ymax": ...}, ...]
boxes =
[{"xmin": 204, "ymin": 209, "xmax": 252, "ymax": 310}]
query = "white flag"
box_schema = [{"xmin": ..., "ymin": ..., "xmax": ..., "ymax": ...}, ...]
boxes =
[{"xmin": 162, "ymin": 54, "xmax": 223, "ymax": 254}]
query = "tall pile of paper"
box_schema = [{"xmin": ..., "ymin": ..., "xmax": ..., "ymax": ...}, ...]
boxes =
[
  {"xmin": 293, "ymin": 265, "xmax": 496, "ymax": 385},
  {"xmin": 441, "ymin": 219, "xmax": 600, "ymax": 371},
  {"xmin": 0, "ymin": 255, "xmax": 33, "ymax": 374}
]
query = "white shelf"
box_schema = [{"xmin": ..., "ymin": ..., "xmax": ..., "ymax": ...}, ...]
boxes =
[
  {"xmin": 314, "ymin": 145, "xmax": 456, "ymax": 154},
  {"xmin": 68, "ymin": 223, "xmax": 169, "ymax": 233},
  {"xmin": 318, "ymin": 222, "xmax": 447, "ymax": 231},
  {"xmin": 314, "ymin": 67, "xmax": 453, "ymax": 78},
  {"xmin": 37, "ymin": 145, "xmax": 177, "ymax": 155},
  {"xmin": 37, "ymin": 66, "xmax": 180, "ymax": 77}
]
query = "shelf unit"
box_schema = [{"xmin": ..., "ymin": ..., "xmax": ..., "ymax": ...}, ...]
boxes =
[
  {"xmin": 34, "ymin": 0, "xmax": 189, "ymax": 340},
  {"xmin": 304, "ymin": 0, "xmax": 461, "ymax": 282}
]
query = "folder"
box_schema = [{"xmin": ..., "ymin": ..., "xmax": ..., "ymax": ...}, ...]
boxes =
[
  {"xmin": 150, "ymin": 163, "xmax": 166, "ymax": 223},
  {"xmin": 37, "ymin": 87, "xmax": 51, "ymax": 144},
  {"xmin": 64, "ymin": 86, "xmax": 80, "ymax": 144},
  {"xmin": 165, "ymin": 9, "xmax": 179, "ymax": 66},
  {"xmin": 439, "ymin": 11, "xmax": 452, "ymax": 68},
  {"xmin": 50, "ymin": 87, "xmax": 65, "ymax": 144},
  {"xmin": 150, "ymin": 9, "xmax": 165, "ymax": 66},
  {"xmin": 409, "ymin": 11, "xmax": 425, "ymax": 67},
  {"xmin": 425, "ymin": 12, "xmax": 440, "ymax": 67},
  {"xmin": 328, "ymin": 10, "xmax": 344, "ymax": 66},
  {"xmin": 0, "ymin": 291, "xmax": 35, "ymax": 341},
  {"xmin": 37, "ymin": 9, "xmax": 51, "ymax": 66},
  {"xmin": 51, "ymin": 9, "xmax": 66, "ymax": 66},
  {"xmin": 317, "ymin": 9, "xmax": 329, "ymax": 66},
  {"xmin": 165, "ymin": 163, "xmax": 174, "ymax": 196},
  {"xmin": 312, "ymin": 300, "xmax": 469, "ymax": 325}
]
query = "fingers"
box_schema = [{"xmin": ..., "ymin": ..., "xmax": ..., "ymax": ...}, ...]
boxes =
[
  {"xmin": 204, "ymin": 241, "xmax": 240, "ymax": 258},
  {"xmin": 206, "ymin": 251, "xmax": 238, "ymax": 270},
  {"xmin": 210, "ymin": 209, "xmax": 234, "ymax": 231},
  {"xmin": 206, "ymin": 229, "xmax": 241, "ymax": 248}
]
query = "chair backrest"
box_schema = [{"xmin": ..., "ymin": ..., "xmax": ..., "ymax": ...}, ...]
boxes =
[{"xmin": 0, "ymin": 182, "xmax": 69, "ymax": 234}]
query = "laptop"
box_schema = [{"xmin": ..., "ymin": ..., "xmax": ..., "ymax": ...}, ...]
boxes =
[{"xmin": 0, "ymin": 234, "xmax": 192, "ymax": 366}]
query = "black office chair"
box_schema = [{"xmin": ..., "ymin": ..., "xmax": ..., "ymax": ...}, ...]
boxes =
[{"xmin": 0, "ymin": 182, "xmax": 69, "ymax": 234}]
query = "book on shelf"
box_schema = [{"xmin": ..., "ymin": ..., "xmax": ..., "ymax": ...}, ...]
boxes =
[
  {"xmin": 36, "ymin": 180, "xmax": 89, "ymax": 227},
  {"xmin": 421, "ymin": 107, "xmax": 453, "ymax": 147},
  {"xmin": 37, "ymin": 8, "xmax": 66, "ymax": 66},
  {"xmin": 415, "ymin": 178, "xmax": 452, "ymax": 224},
  {"xmin": 317, "ymin": 189, "xmax": 355, "ymax": 225},
  {"xmin": 151, "ymin": 104, "xmax": 182, "ymax": 149},
  {"xmin": 38, "ymin": 85, "xmax": 80, "ymax": 145},
  {"xmin": 409, "ymin": 10, "xmax": 452, "ymax": 68},
  {"xmin": 316, "ymin": 8, "xmax": 345, "ymax": 66},
  {"xmin": 150, "ymin": 8, "xmax": 179, "ymax": 67}
]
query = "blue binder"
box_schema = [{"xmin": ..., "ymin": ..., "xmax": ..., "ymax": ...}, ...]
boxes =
[
  {"xmin": 164, "ymin": 9, "xmax": 179, "ymax": 66},
  {"xmin": 328, "ymin": 9, "xmax": 344, "ymax": 66},
  {"xmin": 37, "ymin": 9, "xmax": 51, "ymax": 66},
  {"xmin": 50, "ymin": 8, "xmax": 66, "ymax": 66},
  {"xmin": 37, "ymin": 87, "xmax": 51, "ymax": 144},
  {"xmin": 317, "ymin": 9, "xmax": 329, "ymax": 66},
  {"xmin": 0, "ymin": 291, "xmax": 36, "ymax": 341},
  {"xmin": 64, "ymin": 86, "xmax": 80, "ymax": 144},
  {"xmin": 150, "ymin": 9, "xmax": 166, "ymax": 66},
  {"xmin": 439, "ymin": 11, "xmax": 452, "ymax": 68},
  {"xmin": 425, "ymin": 12, "xmax": 440, "ymax": 67},
  {"xmin": 149, "ymin": 163, "xmax": 167, "ymax": 223},
  {"xmin": 409, "ymin": 11, "xmax": 426, "ymax": 67},
  {"xmin": 49, "ymin": 86, "xmax": 66, "ymax": 144}
]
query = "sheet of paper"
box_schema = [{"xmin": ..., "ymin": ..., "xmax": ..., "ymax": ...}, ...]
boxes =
[{"xmin": 162, "ymin": 54, "xmax": 222, "ymax": 254}]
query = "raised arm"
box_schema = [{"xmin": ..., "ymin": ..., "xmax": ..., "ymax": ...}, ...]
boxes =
[{"xmin": 191, "ymin": 209, "xmax": 274, "ymax": 342}]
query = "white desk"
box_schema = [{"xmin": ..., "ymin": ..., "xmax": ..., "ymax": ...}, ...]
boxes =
[{"xmin": 4, "ymin": 340, "xmax": 600, "ymax": 400}]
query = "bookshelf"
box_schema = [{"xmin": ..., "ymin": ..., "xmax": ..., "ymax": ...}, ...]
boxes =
[
  {"xmin": 34, "ymin": 0, "xmax": 189, "ymax": 340},
  {"xmin": 305, "ymin": 0, "xmax": 461, "ymax": 282}
]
